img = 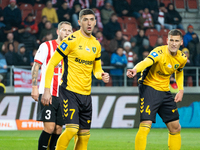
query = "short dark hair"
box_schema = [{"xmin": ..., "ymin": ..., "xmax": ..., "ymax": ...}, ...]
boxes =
[
  {"xmin": 79, "ymin": 9, "xmax": 95, "ymax": 20},
  {"xmin": 168, "ymin": 29, "xmax": 183, "ymax": 39}
]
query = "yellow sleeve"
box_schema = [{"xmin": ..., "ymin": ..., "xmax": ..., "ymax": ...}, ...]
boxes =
[
  {"xmin": 93, "ymin": 42, "xmax": 103, "ymax": 79},
  {"xmin": 57, "ymin": 39, "xmax": 71, "ymax": 55},
  {"xmin": 175, "ymin": 68, "xmax": 184, "ymax": 90},
  {"xmin": 134, "ymin": 57, "xmax": 154, "ymax": 73},
  {"xmin": 45, "ymin": 51, "xmax": 63, "ymax": 88},
  {"xmin": 93, "ymin": 59, "xmax": 104, "ymax": 80}
]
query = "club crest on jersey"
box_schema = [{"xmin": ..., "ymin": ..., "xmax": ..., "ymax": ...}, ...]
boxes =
[
  {"xmin": 151, "ymin": 52, "xmax": 158, "ymax": 58},
  {"xmin": 92, "ymin": 47, "xmax": 96, "ymax": 53},
  {"xmin": 86, "ymin": 46, "xmax": 90, "ymax": 52},
  {"xmin": 60, "ymin": 42, "xmax": 68, "ymax": 51},
  {"xmin": 174, "ymin": 64, "xmax": 179, "ymax": 69}
]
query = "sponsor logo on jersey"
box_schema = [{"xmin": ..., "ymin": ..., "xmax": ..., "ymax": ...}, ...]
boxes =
[
  {"xmin": 86, "ymin": 46, "xmax": 90, "ymax": 52},
  {"xmin": 157, "ymin": 71, "xmax": 170, "ymax": 76},
  {"xmin": 75, "ymin": 58, "xmax": 93, "ymax": 65},
  {"xmin": 78, "ymin": 45, "xmax": 83, "ymax": 50},
  {"xmin": 60, "ymin": 42, "xmax": 68, "ymax": 51},
  {"xmin": 150, "ymin": 52, "xmax": 158, "ymax": 58},
  {"xmin": 174, "ymin": 64, "xmax": 179, "ymax": 69},
  {"xmin": 168, "ymin": 63, "xmax": 172, "ymax": 68},
  {"xmin": 92, "ymin": 47, "xmax": 96, "ymax": 53}
]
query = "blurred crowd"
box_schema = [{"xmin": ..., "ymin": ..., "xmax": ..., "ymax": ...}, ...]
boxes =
[{"xmin": 0, "ymin": 0, "xmax": 199, "ymax": 88}]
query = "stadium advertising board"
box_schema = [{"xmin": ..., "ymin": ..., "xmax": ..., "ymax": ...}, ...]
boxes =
[{"xmin": 0, "ymin": 94, "xmax": 200, "ymax": 130}]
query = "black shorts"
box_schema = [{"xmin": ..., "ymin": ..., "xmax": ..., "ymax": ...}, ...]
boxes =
[
  {"xmin": 59, "ymin": 86, "xmax": 92, "ymax": 129},
  {"xmin": 139, "ymin": 84, "xmax": 179, "ymax": 123},
  {"xmin": 37, "ymin": 94, "xmax": 64, "ymax": 126}
]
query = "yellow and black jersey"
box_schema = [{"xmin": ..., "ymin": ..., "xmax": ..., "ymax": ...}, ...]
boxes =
[
  {"xmin": 139, "ymin": 45, "xmax": 187, "ymax": 91},
  {"xmin": 45, "ymin": 30, "xmax": 104, "ymax": 95}
]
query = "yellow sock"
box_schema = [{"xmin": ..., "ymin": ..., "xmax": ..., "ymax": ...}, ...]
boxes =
[
  {"xmin": 135, "ymin": 123, "xmax": 151, "ymax": 150},
  {"xmin": 55, "ymin": 124, "xmax": 79, "ymax": 150},
  {"xmin": 74, "ymin": 131, "xmax": 90, "ymax": 150},
  {"xmin": 168, "ymin": 131, "xmax": 181, "ymax": 150}
]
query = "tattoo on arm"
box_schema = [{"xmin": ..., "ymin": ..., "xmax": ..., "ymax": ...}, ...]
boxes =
[{"xmin": 32, "ymin": 62, "xmax": 41, "ymax": 86}]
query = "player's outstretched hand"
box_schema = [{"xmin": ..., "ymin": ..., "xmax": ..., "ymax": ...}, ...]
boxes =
[
  {"xmin": 174, "ymin": 90, "xmax": 184, "ymax": 103},
  {"xmin": 127, "ymin": 69, "xmax": 137, "ymax": 78},
  {"xmin": 31, "ymin": 86, "xmax": 39, "ymax": 101},
  {"xmin": 102, "ymin": 72, "xmax": 109, "ymax": 83},
  {"xmin": 41, "ymin": 88, "xmax": 52, "ymax": 106}
]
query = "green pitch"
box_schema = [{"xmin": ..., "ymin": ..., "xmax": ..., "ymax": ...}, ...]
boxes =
[{"xmin": 0, "ymin": 128, "xmax": 199, "ymax": 150}]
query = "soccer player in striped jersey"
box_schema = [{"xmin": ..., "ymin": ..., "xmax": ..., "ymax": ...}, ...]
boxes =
[
  {"xmin": 127, "ymin": 29, "xmax": 187, "ymax": 150},
  {"xmin": 41, "ymin": 9, "xmax": 109, "ymax": 150},
  {"xmin": 31, "ymin": 21, "xmax": 73, "ymax": 150}
]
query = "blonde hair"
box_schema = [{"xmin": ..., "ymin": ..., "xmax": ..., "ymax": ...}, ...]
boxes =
[{"xmin": 58, "ymin": 21, "xmax": 72, "ymax": 30}]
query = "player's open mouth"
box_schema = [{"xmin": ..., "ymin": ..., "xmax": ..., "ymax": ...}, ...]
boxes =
[{"xmin": 88, "ymin": 27, "xmax": 91, "ymax": 30}]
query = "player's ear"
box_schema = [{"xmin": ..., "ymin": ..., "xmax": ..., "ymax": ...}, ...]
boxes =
[
  {"xmin": 180, "ymin": 39, "xmax": 183, "ymax": 45},
  {"xmin": 78, "ymin": 20, "xmax": 81, "ymax": 26},
  {"xmin": 56, "ymin": 29, "xmax": 59, "ymax": 35},
  {"xmin": 166, "ymin": 38, "xmax": 169, "ymax": 45}
]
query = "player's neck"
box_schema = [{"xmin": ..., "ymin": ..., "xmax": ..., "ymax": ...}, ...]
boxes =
[
  {"xmin": 80, "ymin": 28, "xmax": 91, "ymax": 38},
  {"xmin": 56, "ymin": 39, "xmax": 60, "ymax": 45},
  {"xmin": 168, "ymin": 50, "xmax": 177, "ymax": 56}
]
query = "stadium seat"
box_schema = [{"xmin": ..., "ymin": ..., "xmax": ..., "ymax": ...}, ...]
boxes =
[
  {"xmin": 117, "ymin": 17, "xmax": 124, "ymax": 24},
  {"xmin": 145, "ymin": 29, "xmax": 159, "ymax": 47},
  {"xmin": 161, "ymin": 35, "xmax": 168, "ymax": 45},
  {"xmin": 145, "ymin": 28, "xmax": 159, "ymax": 36},
  {"xmin": 0, "ymin": 0, "xmax": 9, "ymax": 9},
  {"xmin": 33, "ymin": 3, "xmax": 45, "ymax": 23},
  {"xmin": 159, "ymin": 28, "xmax": 170, "ymax": 36},
  {"xmin": 123, "ymin": 16, "xmax": 137, "ymax": 24},
  {"xmin": 19, "ymin": 3, "xmax": 34, "ymax": 21},
  {"xmin": 174, "ymin": 0, "xmax": 186, "ymax": 12},
  {"xmin": 186, "ymin": 0, "xmax": 198, "ymax": 12},
  {"xmin": 159, "ymin": 29, "xmax": 170, "ymax": 45},
  {"xmin": 117, "ymin": 17, "xmax": 125, "ymax": 30},
  {"xmin": 179, "ymin": 29, "xmax": 186, "ymax": 36},
  {"xmin": 161, "ymin": 0, "xmax": 172, "ymax": 7},
  {"xmin": 122, "ymin": 23, "xmax": 138, "ymax": 39}
]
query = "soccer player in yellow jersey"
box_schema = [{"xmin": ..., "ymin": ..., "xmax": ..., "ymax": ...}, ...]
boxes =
[
  {"xmin": 41, "ymin": 9, "xmax": 109, "ymax": 150},
  {"xmin": 127, "ymin": 29, "xmax": 187, "ymax": 150}
]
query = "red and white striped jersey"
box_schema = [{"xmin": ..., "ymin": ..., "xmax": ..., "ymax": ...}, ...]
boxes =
[{"xmin": 34, "ymin": 40, "xmax": 62, "ymax": 97}]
